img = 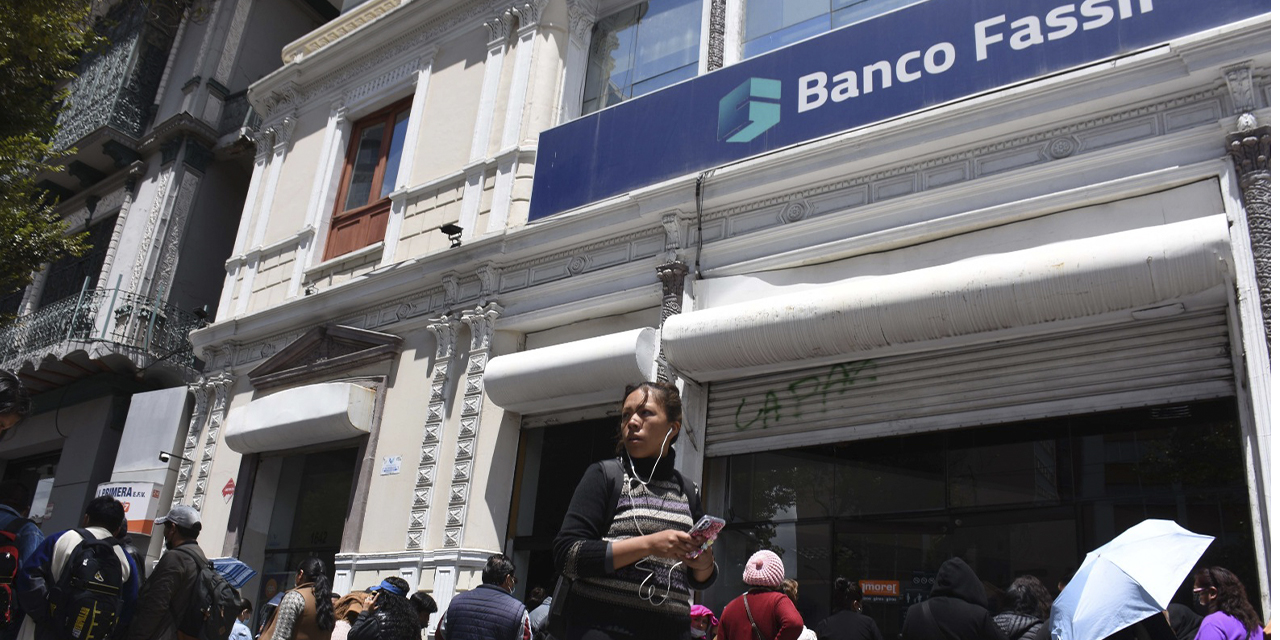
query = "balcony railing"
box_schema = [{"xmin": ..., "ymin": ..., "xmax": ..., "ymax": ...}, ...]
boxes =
[
  {"xmin": 0, "ymin": 278, "xmax": 203, "ymax": 374},
  {"xmin": 53, "ymin": 3, "xmax": 175, "ymax": 150},
  {"xmin": 217, "ymin": 91, "xmax": 261, "ymax": 138}
]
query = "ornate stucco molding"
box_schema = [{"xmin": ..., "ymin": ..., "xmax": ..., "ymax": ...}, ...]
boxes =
[
  {"xmin": 172, "ymin": 377, "xmax": 212, "ymax": 508},
  {"xmin": 1227, "ymin": 117, "xmax": 1270, "ymax": 351},
  {"xmin": 406, "ymin": 314, "xmax": 459, "ymax": 550},
  {"xmin": 190, "ymin": 372, "xmax": 234, "ymax": 512},
  {"xmin": 655, "ymin": 261, "xmax": 689, "ymax": 382},
  {"xmin": 442, "ymin": 302, "xmax": 501, "ymax": 548}
]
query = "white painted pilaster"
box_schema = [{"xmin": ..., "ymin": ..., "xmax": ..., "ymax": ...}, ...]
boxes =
[
  {"xmin": 381, "ymin": 50, "xmax": 439, "ymax": 267},
  {"xmin": 234, "ymin": 116, "xmax": 294, "ymax": 316},
  {"xmin": 291, "ymin": 103, "xmax": 349, "ymax": 296},
  {"xmin": 488, "ymin": 10, "xmax": 542, "ymax": 234},
  {"xmin": 560, "ymin": 1, "xmax": 594, "ymax": 123},
  {"xmin": 459, "ymin": 17, "xmax": 512, "ymax": 241}
]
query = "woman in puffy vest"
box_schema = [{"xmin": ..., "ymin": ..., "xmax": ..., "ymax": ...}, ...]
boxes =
[{"xmin": 264, "ymin": 558, "xmax": 335, "ymax": 640}]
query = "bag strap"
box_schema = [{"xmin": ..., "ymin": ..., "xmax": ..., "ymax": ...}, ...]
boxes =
[
  {"xmin": 1, "ymin": 517, "xmax": 30, "ymax": 537},
  {"xmin": 921, "ymin": 600, "xmax": 938, "ymax": 632},
  {"xmin": 601, "ymin": 458, "xmax": 626, "ymax": 523},
  {"xmin": 742, "ymin": 594, "xmax": 767, "ymax": 640}
]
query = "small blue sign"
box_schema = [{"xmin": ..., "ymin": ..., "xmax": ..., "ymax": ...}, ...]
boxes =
[{"xmin": 529, "ymin": 0, "xmax": 1267, "ymax": 221}]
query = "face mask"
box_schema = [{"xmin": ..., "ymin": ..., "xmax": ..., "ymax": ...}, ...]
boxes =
[{"xmin": 691, "ymin": 629, "xmax": 707, "ymax": 639}]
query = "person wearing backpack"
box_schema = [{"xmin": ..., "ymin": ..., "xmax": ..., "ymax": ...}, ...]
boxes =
[
  {"xmin": 126, "ymin": 506, "xmax": 205, "ymax": 640},
  {"xmin": 0, "ymin": 481, "xmax": 44, "ymax": 640},
  {"xmin": 15, "ymin": 496, "xmax": 140, "ymax": 640}
]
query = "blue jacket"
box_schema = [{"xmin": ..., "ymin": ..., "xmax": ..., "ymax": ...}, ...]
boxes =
[
  {"xmin": 0, "ymin": 506, "xmax": 43, "ymax": 640},
  {"xmin": 16, "ymin": 528, "xmax": 140, "ymax": 640},
  {"xmin": 443, "ymin": 585, "xmax": 527, "ymax": 640}
]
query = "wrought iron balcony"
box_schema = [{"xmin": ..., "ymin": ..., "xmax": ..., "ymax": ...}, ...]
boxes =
[
  {"xmin": 53, "ymin": 2, "xmax": 176, "ymax": 150},
  {"xmin": 0, "ymin": 280, "xmax": 203, "ymax": 377},
  {"xmin": 217, "ymin": 91, "xmax": 261, "ymax": 138}
]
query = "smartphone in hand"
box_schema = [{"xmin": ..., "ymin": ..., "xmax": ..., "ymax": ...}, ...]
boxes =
[{"xmin": 687, "ymin": 515, "xmax": 726, "ymax": 559}]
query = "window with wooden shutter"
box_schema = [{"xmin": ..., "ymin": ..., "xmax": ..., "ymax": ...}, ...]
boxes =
[{"xmin": 324, "ymin": 97, "xmax": 413, "ymax": 261}]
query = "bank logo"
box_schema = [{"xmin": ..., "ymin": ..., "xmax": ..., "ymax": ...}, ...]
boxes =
[{"xmin": 718, "ymin": 78, "xmax": 782, "ymax": 143}]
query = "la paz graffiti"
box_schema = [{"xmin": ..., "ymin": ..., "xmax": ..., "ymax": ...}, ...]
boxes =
[{"xmin": 735, "ymin": 360, "xmax": 877, "ymax": 430}]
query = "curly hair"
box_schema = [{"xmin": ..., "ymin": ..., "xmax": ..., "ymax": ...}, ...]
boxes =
[
  {"xmin": 1004, "ymin": 575, "xmax": 1053, "ymax": 620},
  {"xmin": 1194, "ymin": 567, "xmax": 1262, "ymax": 632},
  {"xmin": 616, "ymin": 381, "xmax": 683, "ymax": 454},
  {"xmin": 373, "ymin": 578, "xmax": 420, "ymax": 640}
]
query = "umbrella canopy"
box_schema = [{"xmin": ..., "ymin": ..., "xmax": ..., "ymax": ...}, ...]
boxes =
[
  {"xmin": 212, "ymin": 557, "xmax": 258, "ymax": 589},
  {"xmin": 1050, "ymin": 520, "xmax": 1213, "ymax": 640}
]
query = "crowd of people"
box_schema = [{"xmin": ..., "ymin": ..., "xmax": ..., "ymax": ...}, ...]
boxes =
[{"xmin": 0, "ymin": 359, "xmax": 1269, "ymax": 640}]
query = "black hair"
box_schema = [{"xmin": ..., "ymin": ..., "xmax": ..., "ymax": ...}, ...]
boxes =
[
  {"xmin": 0, "ymin": 481, "xmax": 30, "ymax": 511},
  {"xmin": 373, "ymin": 579, "xmax": 420, "ymax": 635},
  {"xmin": 1194, "ymin": 566, "xmax": 1262, "ymax": 632},
  {"xmin": 409, "ymin": 591, "xmax": 437, "ymax": 616},
  {"xmin": 481, "ymin": 554, "xmax": 516, "ymax": 586},
  {"xmin": 85, "ymin": 496, "xmax": 125, "ymax": 532},
  {"xmin": 1005, "ymin": 575, "xmax": 1053, "ymax": 620},
  {"xmin": 298, "ymin": 557, "xmax": 335, "ymax": 631},
  {"xmin": 833, "ymin": 577, "xmax": 863, "ymax": 609},
  {"xmin": 616, "ymin": 381, "xmax": 683, "ymax": 454},
  {"xmin": 0, "ymin": 371, "xmax": 31, "ymax": 422},
  {"xmin": 239, "ymin": 598, "xmax": 253, "ymax": 614},
  {"xmin": 524, "ymin": 586, "xmax": 546, "ymax": 611}
]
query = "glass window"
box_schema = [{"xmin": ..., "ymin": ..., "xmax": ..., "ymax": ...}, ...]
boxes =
[
  {"xmin": 707, "ymin": 399, "xmax": 1260, "ymax": 634},
  {"xmin": 743, "ymin": 0, "xmax": 921, "ymax": 59},
  {"xmin": 581, "ymin": 0, "xmax": 701, "ymax": 115},
  {"xmin": 325, "ymin": 98, "xmax": 413, "ymax": 261}
]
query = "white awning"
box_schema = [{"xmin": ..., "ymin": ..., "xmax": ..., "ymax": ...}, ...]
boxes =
[
  {"xmin": 484, "ymin": 328, "xmax": 658, "ymax": 415},
  {"xmin": 663, "ymin": 215, "xmax": 1231, "ymax": 382},
  {"xmin": 225, "ymin": 382, "xmax": 376, "ymax": 454}
]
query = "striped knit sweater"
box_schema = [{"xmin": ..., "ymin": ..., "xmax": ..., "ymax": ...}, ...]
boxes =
[{"xmin": 554, "ymin": 454, "xmax": 717, "ymax": 635}]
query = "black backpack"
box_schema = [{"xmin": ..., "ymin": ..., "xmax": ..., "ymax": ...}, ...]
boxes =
[
  {"xmin": 0, "ymin": 518, "xmax": 31, "ymax": 629},
  {"xmin": 173, "ymin": 546, "xmax": 240, "ymax": 640},
  {"xmin": 49, "ymin": 530, "xmax": 124, "ymax": 640}
]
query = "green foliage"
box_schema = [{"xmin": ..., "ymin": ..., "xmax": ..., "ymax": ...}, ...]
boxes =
[{"xmin": 0, "ymin": 0, "xmax": 102, "ymax": 300}]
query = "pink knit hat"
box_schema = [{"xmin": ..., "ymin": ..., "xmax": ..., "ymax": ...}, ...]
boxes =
[{"xmin": 742, "ymin": 550, "xmax": 785, "ymax": 588}]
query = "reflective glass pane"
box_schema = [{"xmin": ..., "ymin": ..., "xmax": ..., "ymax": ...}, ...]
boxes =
[
  {"xmin": 343, "ymin": 122, "xmax": 385, "ymax": 210},
  {"xmin": 582, "ymin": 5, "xmax": 641, "ymax": 114},
  {"xmin": 379, "ymin": 110, "xmax": 411, "ymax": 199},
  {"xmin": 831, "ymin": 0, "xmax": 918, "ymax": 29},
  {"xmin": 581, "ymin": 0, "xmax": 701, "ymax": 115},
  {"xmin": 632, "ymin": 0, "xmax": 701, "ymax": 83},
  {"xmin": 745, "ymin": 0, "xmax": 826, "ymax": 41}
]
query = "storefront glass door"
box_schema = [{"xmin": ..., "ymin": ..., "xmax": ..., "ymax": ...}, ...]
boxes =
[{"xmin": 703, "ymin": 399, "xmax": 1258, "ymax": 637}]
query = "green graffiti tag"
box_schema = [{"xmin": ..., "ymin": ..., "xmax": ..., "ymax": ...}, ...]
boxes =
[{"xmin": 734, "ymin": 360, "xmax": 877, "ymax": 430}]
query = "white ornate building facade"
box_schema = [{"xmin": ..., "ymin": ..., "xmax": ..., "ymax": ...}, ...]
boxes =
[
  {"xmin": 0, "ymin": 0, "xmax": 336, "ymax": 568},
  {"xmin": 189, "ymin": 0, "xmax": 1270, "ymax": 630}
]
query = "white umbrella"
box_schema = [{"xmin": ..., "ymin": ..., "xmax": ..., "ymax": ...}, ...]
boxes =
[{"xmin": 1050, "ymin": 519, "xmax": 1213, "ymax": 640}]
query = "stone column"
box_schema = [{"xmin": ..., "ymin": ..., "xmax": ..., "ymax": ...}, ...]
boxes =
[
  {"xmin": 444, "ymin": 302, "xmax": 501, "ymax": 548},
  {"xmin": 190, "ymin": 371, "xmax": 234, "ymax": 512},
  {"xmin": 655, "ymin": 261, "xmax": 689, "ymax": 382},
  {"xmin": 406, "ymin": 314, "xmax": 458, "ymax": 550},
  {"xmin": 172, "ymin": 376, "xmax": 212, "ymax": 508},
  {"xmin": 1227, "ymin": 119, "xmax": 1270, "ymax": 351},
  {"xmin": 459, "ymin": 15, "xmax": 512, "ymax": 241}
]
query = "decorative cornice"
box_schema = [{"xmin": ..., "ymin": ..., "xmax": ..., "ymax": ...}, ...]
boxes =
[
  {"xmin": 507, "ymin": 0, "xmax": 549, "ymax": 31},
  {"xmin": 483, "ymin": 14, "xmax": 511, "ymax": 44},
  {"xmin": 282, "ymin": 0, "xmax": 402, "ymax": 62}
]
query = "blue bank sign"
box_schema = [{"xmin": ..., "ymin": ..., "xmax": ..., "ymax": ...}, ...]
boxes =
[{"xmin": 529, "ymin": 0, "xmax": 1267, "ymax": 221}]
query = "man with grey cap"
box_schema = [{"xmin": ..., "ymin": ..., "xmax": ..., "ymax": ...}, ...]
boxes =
[{"xmin": 127, "ymin": 506, "xmax": 205, "ymax": 640}]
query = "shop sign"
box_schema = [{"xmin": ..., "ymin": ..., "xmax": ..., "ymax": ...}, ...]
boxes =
[
  {"xmin": 859, "ymin": 580, "xmax": 901, "ymax": 603},
  {"xmin": 529, "ymin": 0, "xmax": 1267, "ymax": 221},
  {"xmin": 96, "ymin": 481, "xmax": 163, "ymax": 535}
]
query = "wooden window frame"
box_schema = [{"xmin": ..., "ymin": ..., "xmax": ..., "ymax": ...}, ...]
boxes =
[{"xmin": 324, "ymin": 97, "xmax": 414, "ymax": 261}]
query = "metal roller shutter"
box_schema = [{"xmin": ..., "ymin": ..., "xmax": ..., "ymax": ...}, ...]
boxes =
[{"xmin": 705, "ymin": 307, "xmax": 1234, "ymax": 456}]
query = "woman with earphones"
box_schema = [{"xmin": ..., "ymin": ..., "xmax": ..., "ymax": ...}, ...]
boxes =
[{"xmin": 553, "ymin": 382, "xmax": 718, "ymax": 640}]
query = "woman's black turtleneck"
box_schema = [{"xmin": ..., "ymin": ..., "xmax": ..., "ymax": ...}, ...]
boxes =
[{"xmin": 552, "ymin": 451, "xmax": 717, "ymax": 636}]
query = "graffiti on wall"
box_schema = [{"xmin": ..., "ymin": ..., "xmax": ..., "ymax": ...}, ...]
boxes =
[{"xmin": 734, "ymin": 360, "xmax": 877, "ymax": 430}]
